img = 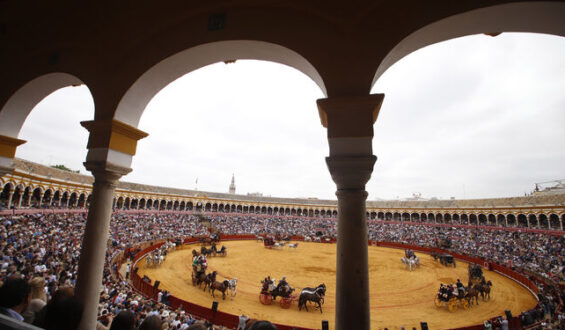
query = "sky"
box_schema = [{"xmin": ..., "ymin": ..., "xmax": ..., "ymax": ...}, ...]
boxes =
[{"xmin": 15, "ymin": 33, "xmax": 565, "ymax": 201}]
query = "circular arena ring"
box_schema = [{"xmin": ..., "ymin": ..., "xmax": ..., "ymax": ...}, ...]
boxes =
[{"xmin": 131, "ymin": 238, "xmax": 537, "ymax": 329}]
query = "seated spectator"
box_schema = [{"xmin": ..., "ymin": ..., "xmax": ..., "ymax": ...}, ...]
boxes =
[
  {"xmin": 138, "ymin": 314, "xmax": 163, "ymax": 330},
  {"xmin": 0, "ymin": 276, "xmax": 30, "ymax": 322},
  {"xmin": 109, "ymin": 310, "xmax": 136, "ymax": 330},
  {"xmin": 23, "ymin": 276, "xmax": 47, "ymax": 323}
]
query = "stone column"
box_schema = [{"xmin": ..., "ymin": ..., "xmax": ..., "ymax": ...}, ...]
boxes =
[
  {"xmin": 327, "ymin": 155, "xmax": 376, "ymax": 330},
  {"xmin": 76, "ymin": 163, "xmax": 130, "ymax": 330},
  {"xmin": 6, "ymin": 189, "xmax": 14, "ymax": 209},
  {"xmin": 26, "ymin": 191, "xmax": 32, "ymax": 207},
  {"xmin": 317, "ymin": 94, "xmax": 383, "ymax": 330},
  {"xmin": 40, "ymin": 190, "xmax": 47, "ymax": 207},
  {"xmin": 15, "ymin": 191, "xmax": 22, "ymax": 208}
]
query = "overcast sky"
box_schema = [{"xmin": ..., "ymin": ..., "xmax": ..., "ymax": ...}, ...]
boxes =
[{"xmin": 15, "ymin": 33, "xmax": 565, "ymax": 200}]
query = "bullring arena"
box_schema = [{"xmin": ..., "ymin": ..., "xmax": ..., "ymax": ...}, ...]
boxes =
[
  {"xmin": 1, "ymin": 160, "xmax": 564, "ymax": 330},
  {"xmin": 135, "ymin": 239, "xmax": 537, "ymax": 329}
]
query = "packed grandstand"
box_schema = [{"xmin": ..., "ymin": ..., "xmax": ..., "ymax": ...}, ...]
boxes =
[{"xmin": 0, "ymin": 160, "xmax": 564, "ymax": 329}]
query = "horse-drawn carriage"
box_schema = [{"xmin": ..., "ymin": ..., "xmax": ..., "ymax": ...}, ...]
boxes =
[
  {"xmin": 263, "ymin": 236, "xmax": 285, "ymax": 249},
  {"xmin": 468, "ymin": 263, "xmax": 484, "ymax": 285},
  {"xmin": 434, "ymin": 284, "xmax": 470, "ymax": 312},
  {"xmin": 432, "ymin": 252, "xmax": 456, "ymax": 267},
  {"xmin": 401, "ymin": 249, "xmax": 420, "ymax": 271},
  {"xmin": 259, "ymin": 277, "xmax": 297, "ymax": 308},
  {"xmin": 200, "ymin": 243, "xmax": 227, "ymax": 257}
]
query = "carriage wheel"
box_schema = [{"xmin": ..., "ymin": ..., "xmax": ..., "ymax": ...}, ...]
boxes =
[
  {"xmin": 259, "ymin": 293, "xmax": 273, "ymax": 305},
  {"xmin": 461, "ymin": 299, "xmax": 469, "ymax": 309},
  {"xmin": 434, "ymin": 297, "xmax": 442, "ymax": 307},
  {"xmin": 280, "ymin": 297, "xmax": 292, "ymax": 309},
  {"xmin": 448, "ymin": 298, "xmax": 458, "ymax": 312}
]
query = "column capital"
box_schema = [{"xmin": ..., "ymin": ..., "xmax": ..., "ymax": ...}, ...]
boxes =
[
  {"xmin": 326, "ymin": 155, "xmax": 377, "ymax": 190},
  {"xmin": 317, "ymin": 94, "xmax": 384, "ymax": 138},
  {"xmin": 83, "ymin": 161, "xmax": 131, "ymax": 185}
]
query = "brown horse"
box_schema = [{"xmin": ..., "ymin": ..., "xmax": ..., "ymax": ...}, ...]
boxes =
[
  {"xmin": 477, "ymin": 280, "xmax": 492, "ymax": 301},
  {"xmin": 203, "ymin": 271, "xmax": 217, "ymax": 291},
  {"xmin": 466, "ymin": 285, "xmax": 481, "ymax": 306},
  {"xmin": 192, "ymin": 271, "xmax": 208, "ymax": 288},
  {"xmin": 209, "ymin": 279, "xmax": 230, "ymax": 299}
]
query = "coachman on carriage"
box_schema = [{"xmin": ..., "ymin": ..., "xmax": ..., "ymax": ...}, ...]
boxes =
[
  {"xmin": 434, "ymin": 282, "xmax": 469, "ymax": 312},
  {"xmin": 468, "ymin": 263, "xmax": 484, "ymax": 285},
  {"xmin": 259, "ymin": 276, "xmax": 296, "ymax": 308},
  {"xmin": 191, "ymin": 250, "xmax": 209, "ymax": 286},
  {"xmin": 263, "ymin": 235, "xmax": 276, "ymax": 248}
]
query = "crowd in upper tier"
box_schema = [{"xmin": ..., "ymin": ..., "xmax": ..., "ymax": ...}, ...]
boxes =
[{"xmin": 0, "ymin": 212, "xmax": 563, "ymax": 329}]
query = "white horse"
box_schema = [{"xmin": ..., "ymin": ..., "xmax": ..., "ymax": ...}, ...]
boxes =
[
  {"xmin": 288, "ymin": 243, "xmax": 299, "ymax": 250},
  {"xmin": 401, "ymin": 257, "xmax": 417, "ymax": 271},
  {"xmin": 304, "ymin": 236, "xmax": 312, "ymax": 242},
  {"xmin": 412, "ymin": 256, "xmax": 420, "ymax": 268},
  {"xmin": 273, "ymin": 242, "xmax": 284, "ymax": 249},
  {"xmin": 227, "ymin": 278, "xmax": 238, "ymax": 297}
]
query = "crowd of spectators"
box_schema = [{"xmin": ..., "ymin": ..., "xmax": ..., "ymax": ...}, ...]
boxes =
[{"xmin": 0, "ymin": 211, "xmax": 563, "ymax": 329}]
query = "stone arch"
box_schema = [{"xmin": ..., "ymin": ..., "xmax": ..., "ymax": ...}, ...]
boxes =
[
  {"xmin": 452, "ymin": 213, "xmax": 460, "ymax": 224},
  {"xmin": 488, "ymin": 214, "xmax": 497, "ymax": 226},
  {"xmin": 507, "ymin": 214, "xmax": 516, "ymax": 227},
  {"xmin": 116, "ymin": 196, "xmax": 124, "ymax": 209},
  {"xmin": 444, "ymin": 213, "xmax": 451, "ymax": 224},
  {"xmin": 497, "ymin": 214, "xmax": 506, "ymax": 227},
  {"xmin": 420, "ymin": 213, "xmax": 427, "ymax": 222},
  {"xmin": 517, "ymin": 214, "xmax": 528, "ymax": 227},
  {"xmin": 469, "ymin": 214, "xmax": 478, "ymax": 225},
  {"xmin": 0, "ymin": 73, "xmax": 89, "ymax": 138},
  {"xmin": 549, "ymin": 214, "xmax": 560, "ymax": 230},
  {"xmin": 538, "ymin": 213, "xmax": 549, "ymax": 229},
  {"xmin": 460, "ymin": 214, "xmax": 468, "ymax": 225},
  {"xmin": 78, "ymin": 193, "xmax": 86, "ymax": 208},
  {"xmin": 529, "ymin": 214, "xmax": 538, "ymax": 228},
  {"xmin": 69, "ymin": 191, "xmax": 79, "ymax": 208},
  {"xmin": 114, "ymin": 41, "xmax": 326, "ymax": 127},
  {"xmin": 373, "ymin": 2, "xmax": 565, "ymax": 86}
]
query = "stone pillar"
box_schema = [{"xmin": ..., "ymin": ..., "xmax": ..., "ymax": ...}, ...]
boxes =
[
  {"xmin": 66, "ymin": 196, "xmax": 70, "ymax": 208},
  {"xmin": 26, "ymin": 191, "xmax": 32, "ymax": 207},
  {"xmin": 6, "ymin": 189, "xmax": 14, "ymax": 209},
  {"xmin": 317, "ymin": 94, "xmax": 383, "ymax": 330},
  {"xmin": 40, "ymin": 190, "xmax": 46, "ymax": 207},
  {"xmin": 76, "ymin": 163, "xmax": 130, "ymax": 330},
  {"xmin": 15, "ymin": 191, "xmax": 22, "ymax": 208}
]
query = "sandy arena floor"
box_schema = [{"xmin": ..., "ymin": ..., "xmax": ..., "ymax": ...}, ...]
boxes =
[{"xmin": 136, "ymin": 240, "xmax": 537, "ymax": 329}]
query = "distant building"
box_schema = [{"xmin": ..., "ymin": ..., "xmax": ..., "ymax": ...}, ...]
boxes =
[{"xmin": 229, "ymin": 174, "xmax": 236, "ymax": 194}]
